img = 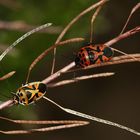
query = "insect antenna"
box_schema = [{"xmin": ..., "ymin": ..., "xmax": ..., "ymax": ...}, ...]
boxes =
[
  {"xmin": 43, "ymin": 96, "xmax": 140, "ymax": 136},
  {"xmin": 0, "ymin": 23, "xmax": 52, "ymax": 62},
  {"xmin": 120, "ymin": 2, "xmax": 140, "ymax": 35},
  {"xmin": 25, "ymin": 38, "xmax": 84, "ymax": 84}
]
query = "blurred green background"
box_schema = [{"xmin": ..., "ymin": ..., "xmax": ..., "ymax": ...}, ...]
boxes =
[{"xmin": 0, "ymin": 0, "xmax": 140, "ymax": 139}]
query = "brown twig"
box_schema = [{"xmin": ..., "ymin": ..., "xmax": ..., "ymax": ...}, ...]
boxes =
[
  {"xmin": 83, "ymin": 56, "xmax": 140, "ymax": 70},
  {"xmin": 0, "ymin": 116, "xmax": 88, "ymax": 125},
  {"xmin": 90, "ymin": 3, "xmax": 103, "ymax": 43},
  {"xmin": 105, "ymin": 26, "xmax": 140, "ymax": 47},
  {"xmin": 0, "ymin": 123, "xmax": 88, "ymax": 134},
  {"xmin": 66, "ymin": 54, "xmax": 140, "ymax": 73},
  {"xmin": 48, "ymin": 72, "xmax": 115, "ymax": 88},
  {"xmin": 0, "ymin": 20, "xmax": 62, "ymax": 34},
  {"xmin": 42, "ymin": 62, "xmax": 76, "ymax": 84},
  {"xmin": 120, "ymin": 2, "xmax": 140, "ymax": 34},
  {"xmin": 0, "ymin": 100, "xmax": 15, "ymax": 110},
  {"xmin": 0, "ymin": 116, "xmax": 89, "ymax": 134},
  {"xmin": 0, "ymin": 71, "xmax": 16, "ymax": 81}
]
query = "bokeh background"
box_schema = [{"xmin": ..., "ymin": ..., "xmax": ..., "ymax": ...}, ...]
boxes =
[{"xmin": 0, "ymin": 0, "xmax": 140, "ymax": 139}]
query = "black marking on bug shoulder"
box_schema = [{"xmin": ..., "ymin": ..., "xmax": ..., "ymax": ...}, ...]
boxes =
[
  {"xmin": 26, "ymin": 91, "xmax": 32, "ymax": 99},
  {"xmin": 22, "ymin": 98, "xmax": 26, "ymax": 103},
  {"xmin": 96, "ymin": 45, "xmax": 101, "ymax": 52},
  {"xmin": 32, "ymin": 85, "xmax": 36, "ymax": 90},
  {"xmin": 38, "ymin": 83, "xmax": 47, "ymax": 93},
  {"xmin": 35, "ymin": 93, "xmax": 39, "ymax": 98},
  {"xmin": 86, "ymin": 49, "xmax": 96, "ymax": 64},
  {"xmin": 28, "ymin": 96, "xmax": 34, "ymax": 104},
  {"xmin": 23, "ymin": 86, "xmax": 32, "ymax": 90},
  {"xmin": 20, "ymin": 93, "xmax": 23, "ymax": 96},
  {"xmin": 85, "ymin": 47, "xmax": 93, "ymax": 52},
  {"xmin": 99, "ymin": 55, "xmax": 103, "ymax": 62}
]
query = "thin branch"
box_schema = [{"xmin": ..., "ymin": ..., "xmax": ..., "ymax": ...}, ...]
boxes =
[
  {"xmin": 0, "ymin": 100, "xmax": 15, "ymax": 110},
  {"xmin": 105, "ymin": 26, "xmax": 140, "ymax": 47},
  {"xmin": 0, "ymin": 123, "xmax": 88, "ymax": 134},
  {"xmin": 120, "ymin": 2, "xmax": 140, "ymax": 35},
  {"xmin": 42, "ymin": 62, "xmax": 76, "ymax": 84},
  {"xmin": 0, "ymin": 71, "xmax": 16, "ymax": 81},
  {"xmin": 84, "ymin": 54, "xmax": 140, "ymax": 70},
  {"xmin": 48, "ymin": 72, "xmax": 115, "ymax": 88},
  {"xmin": 66, "ymin": 54, "xmax": 140, "ymax": 73},
  {"xmin": 90, "ymin": 4, "xmax": 103, "ymax": 43},
  {"xmin": 0, "ymin": 116, "xmax": 88, "ymax": 125},
  {"xmin": 0, "ymin": 20, "xmax": 62, "ymax": 34},
  {"xmin": 51, "ymin": 0, "xmax": 108, "ymax": 74},
  {"xmin": 0, "ymin": 116, "xmax": 88, "ymax": 134}
]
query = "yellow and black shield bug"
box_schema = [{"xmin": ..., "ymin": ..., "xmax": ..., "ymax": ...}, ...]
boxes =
[{"xmin": 14, "ymin": 82, "xmax": 47, "ymax": 105}]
